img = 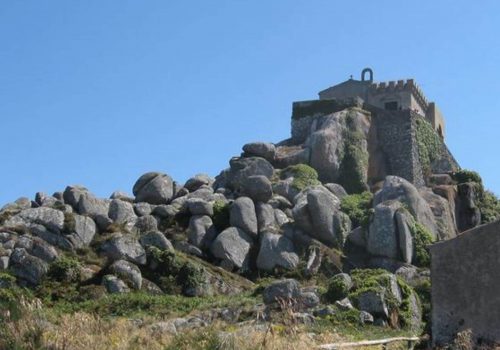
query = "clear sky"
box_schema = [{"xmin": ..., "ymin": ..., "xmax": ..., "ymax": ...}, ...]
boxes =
[{"xmin": 1, "ymin": 1, "xmax": 500, "ymax": 206}]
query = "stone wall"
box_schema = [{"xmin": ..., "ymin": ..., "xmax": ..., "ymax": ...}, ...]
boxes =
[
  {"xmin": 430, "ymin": 220, "xmax": 500, "ymax": 345},
  {"xmin": 366, "ymin": 106, "xmax": 425, "ymax": 187},
  {"xmin": 291, "ymin": 97, "xmax": 364, "ymax": 144},
  {"xmin": 289, "ymin": 99, "xmax": 457, "ymax": 188}
]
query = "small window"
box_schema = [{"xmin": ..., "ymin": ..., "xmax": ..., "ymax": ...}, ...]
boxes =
[{"xmin": 384, "ymin": 101, "xmax": 398, "ymax": 110}]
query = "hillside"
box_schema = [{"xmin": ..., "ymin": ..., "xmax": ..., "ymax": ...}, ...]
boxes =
[{"xmin": 1, "ymin": 92, "xmax": 499, "ymax": 349}]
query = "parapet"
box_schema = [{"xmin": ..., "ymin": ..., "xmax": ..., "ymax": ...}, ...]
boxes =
[{"xmin": 369, "ymin": 79, "xmax": 429, "ymax": 111}]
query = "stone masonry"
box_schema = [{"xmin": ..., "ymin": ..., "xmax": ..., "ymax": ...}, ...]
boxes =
[{"xmin": 430, "ymin": 220, "xmax": 500, "ymax": 345}]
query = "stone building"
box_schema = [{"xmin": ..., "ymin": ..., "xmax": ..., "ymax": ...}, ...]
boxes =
[
  {"xmin": 430, "ymin": 220, "xmax": 500, "ymax": 345},
  {"xmin": 318, "ymin": 68, "xmax": 446, "ymax": 138},
  {"xmin": 289, "ymin": 70, "xmax": 458, "ymax": 188}
]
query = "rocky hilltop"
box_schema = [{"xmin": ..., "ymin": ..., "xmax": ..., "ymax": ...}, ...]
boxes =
[{"xmin": 1, "ymin": 97, "xmax": 499, "ymax": 349}]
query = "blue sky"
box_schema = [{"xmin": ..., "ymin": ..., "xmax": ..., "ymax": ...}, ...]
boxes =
[{"xmin": 1, "ymin": 1, "xmax": 500, "ymax": 205}]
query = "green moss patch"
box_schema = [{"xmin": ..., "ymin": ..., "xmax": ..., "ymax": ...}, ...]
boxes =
[
  {"xmin": 415, "ymin": 118, "xmax": 443, "ymax": 175},
  {"xmin": 212, "ymin": 200, "xmax": 230, "ymax": 231},
  {"xmin": 478, "ymin": 190, "xmax": 500, "ymax": 224},
  {"xmin": 280, "ymin": 164, "xmax": 320, "ymax": 191},
  {"xmin": 409, "ymin": 222, "xmax": 434, "ymax": 268},
  {"xmin": 47, "ymin": 256, "xmax": 82, "ymax": 283},
  {"xmin": 337, "ymin": 111, "xmax": 369, "ymax": 194},
  {"xmin": 452, "ymin": 169, "xmax": 482, "ymax": 185},
  {"xmin": 452, "ymin": 169, "xmax": 500, "ymax": 224},
  {"xmin": 340, "ymin": 191, "xmax": 373, "ymax": 228},
  {"xmin": 324, "ymin": 274, "xmax": 351, "ymax": 302},
  {"xmin": 348, "ymin": 269, "xmax": 421, "ymax": 330}
]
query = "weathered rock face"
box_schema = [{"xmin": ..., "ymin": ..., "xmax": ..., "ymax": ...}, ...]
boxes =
[
  {"xmin": 133, "ymin": 172, "xmax": 174, "ymax": 205},
  {"xmin": 262, "ymin": 278, "xmax": 301, "ymax": 304},
  {"xmin": 184, "ymin": 174, "xmax": 214, "ymax": 192},
  {"xmin": 214, "ymin": 156, "xmax": 274, "ymax": 192},
  {"xmin": 229, "ymin": 197, "xmax": 258, "ymax": 238},
  {"xmin": 9, "ymin": 248, "xmax": 48, "ymax": 285},
  {"xmin": 242, "ymin": 142, "xmax": 276, "ymax": 162},
  {"xmin": 210, "ymin": 227, "xmax": 253, "ymax": 270},
  {"xmin": 63, "ymin": 185, "xmax": 89, "ymax": 208},
  {"xmin": 108, "ymin": 199, "xmax": 136, "ymax": 225},
  {"xmin": 292, "ymin": 186, "xmax": 349, "ymax": 248},
  {"xmin": 100, "ymin": 235, "xmax": 146, "ymax": 265},
  {"xmin": 283, "ymin": 109, "xmax": 371, "ymax": 192},
  {"xmin": 256, "ymin": 232, "xmax": 299, "ymax": 271},
  {"xmin": 70, "ymin": 214, "xmax": 97, "ymax": 248},
  {"xmin": 102, "ymin": 274, "xmax": 130, "ymax": 294},
  {"xmin": 139, "ymin": 231, "xmax": 173, "ymax": 251},
  {"xmin": 109, "ymin": 259, "xmax": 142, "ymax": 290},
  {"xmin": 187, "ymin": 215, "xmax": 217, "ymax": 250},
  {"xmin": 77, "ymin": 193, "xmax": 110, "ymax": 219},
  {"xmin": 186, "ymin": 198, "xmax": 213, "ymax": 216},
  {"xmin": 456, "ymin": 182, "xmax": 482, "ymax": 232},
  {"xmin": 374, "ymin": 176, "xmax": 438, "ymax": 238},
  {"xmin": 420, "ymin": 188, "xmax": 457, "ymax": 240},
  {"xmin": 241, "ymin": 175, "xmax": 273, "ymax": 203},
  {"xmin": 368, "ymin": 200, "xmax": 402, "ymax": 259},
  {"xmin": 5, "ymin": 207, "xmax": 65, "ymax": 233}
]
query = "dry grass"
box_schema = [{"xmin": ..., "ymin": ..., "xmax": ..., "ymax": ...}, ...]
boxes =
[{"xmin": 0, "ymin": 294, "xmax": 419, "ymax": 350}]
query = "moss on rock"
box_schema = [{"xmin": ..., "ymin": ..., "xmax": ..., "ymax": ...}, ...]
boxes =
[
  {"xmin": 280, "ymin": 164, "xmax": 320, "ymax": 191},
  {"xmin": 452, "ymin": 169, "xmax": 482, "ymax": 185},
  {"xmin": 340, "ymin": 191, "xmax": 373, "ymax": 228},
  {"xmin": 348, "ymin": 269, "xmax": 421, "ymax": 330},
  {"xmin": 47, "ymin": 256, "xmax": 82, "ymax": 283},
  {"xmin": 337, "ymin": 112, "xmax": 369, "ymax": 194},
  {"xmin": 324, "ymin": 274, "xmax": 351, "ymax": 302},
  {"xmin": 409, "ymin": 222, "xmax": 434, "ymax": 268},
  {"xmin": 212, "ymin": 200, "xmax": 230, "ymax": 231},
  {"xmin": 415, "ymin": 118, "xmax": 443, "ymax": 175}
]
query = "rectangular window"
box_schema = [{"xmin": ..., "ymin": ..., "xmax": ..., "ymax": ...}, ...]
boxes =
[{"xmin": 384, "ymin": 101, "xmax": 398, "ymax": 110}]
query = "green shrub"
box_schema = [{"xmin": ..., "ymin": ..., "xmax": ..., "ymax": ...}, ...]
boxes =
[
  {"xmin": 212, "ymin": 200, "xmax": 230, "ymax": 231},
  {"xmin": 409, "ymin": 223, "xmax": 434, "ymax": 268},
  {"xmin": 47, "ymin": 256, "xmax": 81, "ymax": 283},
  {"xmin": 413, "ymin": 279, "xmax": 431, "ymax": 333},
  {"xmin": 280, "ymin": 164, "xmax": 320, "ymax": 191},
  {"xmin": 452, "ymin": 169, "xmax": 482, "ymax": 184},
  {"xmin": 479, "ymin": 190, "xmax": 500, "ymax": 224},
  {"xmin": 63, "ymin": 213, "xmax": 76, "ymax": 233},
  {"xmin": 324, "ymin": 274, "xmax": 351, "ymax": 302},
  {"xmin": 415, "ymin": 118, "xmax": 443, "ymax": 175},
  {"xmin": 0, "ymin": 272, "xmax": 16, "ymax": 289},
  {"xmin": 452, "ymin": 169, "xmax": 500, "ymax": 224},
  {"xmin": 340, "ymin": 191, "xmax": 373, "ymax": 228},
  {"xmin": 147, "ymin": 247, "xmax": 207, "ymax": 296},
  {"xmin": 349, "ymin": 269, "xmax": 421, "ymax": 330},
  {"xmin": 337, "ymin": 111, "xmax": 369, "ymax": 194}
]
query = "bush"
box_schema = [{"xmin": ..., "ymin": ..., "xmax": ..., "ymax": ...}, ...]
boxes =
[
  {"xmin": 212, "ymin": 200, "xmax": 230, "ymax": 231},
  {"xmin": 47, "ymin": 256, "xmax": 81, "ymax": 283},
  {"xmin": 349, "ymin": 269, "xmax": 421, "ymax": 330},
  {"xmin": 324, "ymin": 274, "xmax": 351, "ymax": 302},
  {"xmin": 147, "ymin": 247, "xmax": 207, "ymax": 296},
  {"xmin": 280, "ymin": 164, "xmax": 320, "ymax": 191},
  {"xmin": 415, "ymin": 118, "xmax": 443, "ymax": 175},
  {"xmin": 452, "ymin": 169, "xmax": 500, "ymax": 224},
  {"xmin": 413, "ymin": 279, "xmax": 431, "ymax": 333},
  {"xmin": 340, "ymin": 191, "xmax": 373, "ymax": 228},
  {"xmin": 452, "ymin": 169, "xmax": 482, "ymax": 184},
  {"xmin": 0, "ymin": 272, "xmax": 16, "ymax": 289},
  {"xmin": 409, "ymin": 223, "xmax": 434, "ymax": 268},
  {"xmin": 337, "ymin": 111, "xmax": 369, "ymax": 194},
  {"xmin": 479, "ymin": 190, "xmax": 500, "ymax": 224}
]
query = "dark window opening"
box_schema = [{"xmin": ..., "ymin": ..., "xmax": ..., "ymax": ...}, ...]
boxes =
[
  {"xmin": 437, "ymin": 125, "xmax": 444, "ymax": 139},
  {"xmin": 384, "ymin": 101, "xmax": 398, "ymax": 110}
]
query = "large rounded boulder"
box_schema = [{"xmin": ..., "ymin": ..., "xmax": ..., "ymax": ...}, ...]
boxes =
[{"xmin": 133, "ymin": 172, "xmax": 174, "ymax": 205}]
